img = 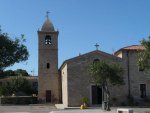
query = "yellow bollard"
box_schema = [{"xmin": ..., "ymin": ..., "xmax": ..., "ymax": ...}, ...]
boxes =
[{"xmin": 80, "ymin": 104, "xmax": 84, "ymax": 109}]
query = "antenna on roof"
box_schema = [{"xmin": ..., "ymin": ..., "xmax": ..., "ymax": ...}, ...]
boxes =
[{"xmin": 112, "ymin": 48, "xmax": 115, "ymax": 55}]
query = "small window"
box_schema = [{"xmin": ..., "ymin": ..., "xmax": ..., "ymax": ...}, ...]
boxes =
[
  {"xmin": 93, "ymin": 59, "xmax": 100, "ymax": 63},
  {"xmin": 140, "ymin": 84, "xmax": 146, "ymax": 98},
  {"xmin": 45, "ymin": 35, "xmax": 51, "ymax": 45},
  {"xmin": 47, "ymin": 63, "xmax": 50, "ymax": 69}
]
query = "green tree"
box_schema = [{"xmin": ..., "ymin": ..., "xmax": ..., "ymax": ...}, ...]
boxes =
[
  {"xmin": 9, "ymin": 76, "xmax": 32, "ymax": 95},
  {"xmin": 0, "ymin": 30, "xmax": 29, "ymax": 71},
  {"xmin": 0, "ymin": 76, "xmax": 33, "ymax": 96},
  {"xmin": 0, "ymin": 85, "xmax": 9, "ymax": 96},
  {"xmin": 137, "ymin": 36, "xmax": 150, "ymax": 71},
  {"xmin": 14, "ymin": 69, "xmax": 29, "ymax": 76},
  {"xmin": 2, "ymin": 69, "xmax": 29, "ymax": 77},
  {"xmin": 3, "ymin": 70, "xmax": 15, "ymax": 76},
  {"xmin": 89, "ymin": 61, "xmax": 124, "ymax": 111}
]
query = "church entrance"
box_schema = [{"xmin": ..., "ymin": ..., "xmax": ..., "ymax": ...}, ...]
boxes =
[
  {"xmin": 46, "ymin": 90, "xmax": 51, "ymax": 102},
  {"xmin": 140, "ymin": 84, "xmax": 146, "ymax": 98},
  {"xmin": 91, "ymin": 85, "xmax": 102, "ymax": 104}
]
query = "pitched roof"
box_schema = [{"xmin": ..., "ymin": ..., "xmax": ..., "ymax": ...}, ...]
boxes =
[
  {"xmin": 115, "ymin": 45, "xmax": 145, "ymax": 55},
  {"xmin": 60, "ymin": 50, "xmax": 122, "ymax": 70},
  {"xmin": 41, "ymin": 18, "xmax": 55, "ymax": 31},
  {"xmin": 121, "ymin": 45, "xmax": 145, "ymax": 50}
]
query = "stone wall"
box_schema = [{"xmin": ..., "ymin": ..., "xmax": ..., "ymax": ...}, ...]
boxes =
[
  {"xmin": 63, "ymin": 51, "xmax": 126, "ymax": 107},
  {"xmin": 61, "ymin": 64, "xmax": 68, "ymax": 107},
  {"xmin": 122, "ymin": 51, "xmax": 150, "ymax": 100}
]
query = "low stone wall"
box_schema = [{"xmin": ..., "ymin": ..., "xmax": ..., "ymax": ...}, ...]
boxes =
[{"xmin": 0, "ymin": 96, "xmax": 37, "ymax": 105}]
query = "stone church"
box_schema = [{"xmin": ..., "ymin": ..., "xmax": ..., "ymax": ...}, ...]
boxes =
[{"xmin": 38, "ymin": 17, "xmax": 150, "ymax": 107}]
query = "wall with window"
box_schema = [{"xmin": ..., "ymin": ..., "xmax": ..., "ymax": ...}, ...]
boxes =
[{"xmin": 121, "ymin": 50, "xmax": 150, "ymax": 100}]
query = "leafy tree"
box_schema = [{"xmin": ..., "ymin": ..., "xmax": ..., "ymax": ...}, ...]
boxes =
[
  {"xmin": 0, "ymin": 76, "xmax": 33, "ymax": 96},
  {"xmin": 3, "ymin": 70, "xmax": 15, "ymax": 76},
  {"xmin": 2, "ymin": 69, "xmax": 29, "ymax": 77},
  {"xmin": 9, "ymin": 76, "xmax": 32, "ymax": 95},
  {"xmin": 0, "ymin": 30, "xmax": 29, "ymax": 71},
  {"xmin": 89, "ymin": 61, "xmax": 124, "ymax": 111},
  {"xmin": 137, "ymin": 36, "xmax": 150, "ymax": 71},
  {"xmin": 14, "ymin": 69, "xmax": 29, "ymax": 76},
  {"xmin": 0, "ymin": 85, "xmax": 9, "ymax": 96}
]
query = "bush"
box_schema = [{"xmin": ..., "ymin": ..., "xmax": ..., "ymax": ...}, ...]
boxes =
[
  {"xmin": 127, "ymin": 96, "xmax": 134, "ymax": 106},
  {"xmin": 0, "ymin": 86, "xmax": 11, "ymax": 96},
  {"xmin": 121, "ymin": 96, "xmax": 136, "ymax": 106},
  {"xmin": 80, "ymin": 97, "xmax": 89, "ymax": 104},
  {"xmin": 1, "ymin": 96, "xmax": 38, "ymax": 105},
  {"xmin": 0, "ymin": 76, "xmax": 36, "ymax": 96},
  {"xmin": 111, "ymin": 97, "xmax": 118, "ymax": 106}
]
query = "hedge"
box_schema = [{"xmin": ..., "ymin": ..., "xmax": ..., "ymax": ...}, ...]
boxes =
[{"xmin": 0, "ymin": 96, "xmax": 37, "ymax": 105}]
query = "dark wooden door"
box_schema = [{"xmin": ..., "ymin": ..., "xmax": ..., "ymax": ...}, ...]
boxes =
[
  {"xmin": 140, "ymin": 84, "xmax": 146, "ymax": 98},
  {"xmin": 46, "ymin": 90, "xmax": 51, "ymax": 102},
  {"xmin": 92, "ymin": 85, "xmax": 102, "ymax": 104}
]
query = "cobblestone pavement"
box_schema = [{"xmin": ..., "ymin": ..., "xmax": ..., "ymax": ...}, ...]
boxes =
[{"xmin": 0, "ymin": 106, "xmax": 150, "ymax": 113}]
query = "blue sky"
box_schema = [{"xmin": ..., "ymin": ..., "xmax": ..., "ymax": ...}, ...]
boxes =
[{"xmin": 0, "ymin": 0, "xmax": 150, "ymax": 75}]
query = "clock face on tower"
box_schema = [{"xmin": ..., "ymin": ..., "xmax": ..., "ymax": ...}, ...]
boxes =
[{"xmin": 45, "ymin": 35, "xmax": 51, "ymax": 45}]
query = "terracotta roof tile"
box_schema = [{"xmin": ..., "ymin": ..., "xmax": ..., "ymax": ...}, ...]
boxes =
[
  {"xmin": 122, "ymin": 45, "xmax": 145, "ymax": 50},
  {"xmin": 114, "ymin": 45, "xmax": 145, "ymax": 55}
]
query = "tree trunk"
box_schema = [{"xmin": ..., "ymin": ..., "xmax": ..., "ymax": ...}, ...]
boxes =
[
  {"xmin": 106, "ymin": 92, "xmax": 111, "ymax": 111},
  {"xmin": 103, "ymin": 82, "xmax": 111, "ymax": 111}
]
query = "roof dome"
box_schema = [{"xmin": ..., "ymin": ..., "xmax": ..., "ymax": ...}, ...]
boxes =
[{"xmin": 41, "ymin": 18, "xmax": 55, "ymax": 31}]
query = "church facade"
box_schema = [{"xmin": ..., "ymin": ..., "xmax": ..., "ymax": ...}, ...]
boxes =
[{"xmin": 38, "ymin": 18, "xmax": 150, "ymax": 107}]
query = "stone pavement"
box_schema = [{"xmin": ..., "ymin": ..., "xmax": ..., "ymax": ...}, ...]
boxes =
[
  {"xmin": 0, "ymin": 105, "xmax": 56, "ymax": 113},
  {"xmin": 50, "ymin": 108, "xmax": 150, "ymax": 113},
  {"xmin": 0, "ymin": 106, "xmax": 150, "ymax": 113},
  {"xmin": 50, "ymin": 109, "xmax": 117, "ymax": 113}
]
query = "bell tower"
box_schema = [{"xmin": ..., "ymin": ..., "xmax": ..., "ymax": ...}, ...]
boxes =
[{"xmin": 38, "ymin": 16, "xmax": 59, "ymax": 103}]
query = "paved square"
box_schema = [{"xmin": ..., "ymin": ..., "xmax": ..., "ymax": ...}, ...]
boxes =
[{"xmin": 0, "ymin": 106, "xmax": 150, "ymax": 113}]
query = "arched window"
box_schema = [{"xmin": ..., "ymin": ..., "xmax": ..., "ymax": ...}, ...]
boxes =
[
  {"xmin": 45, "ymin": 35, "xmax": 51, "ymax": 45},
  {"xmin": 93, "ymin": 59, "xmax": 100, "ymax": 63}
]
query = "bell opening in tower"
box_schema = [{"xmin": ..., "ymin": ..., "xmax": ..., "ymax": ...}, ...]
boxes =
[{"xmin": 45, "ymin": 35, "xmax": 51, "ymax": 45}]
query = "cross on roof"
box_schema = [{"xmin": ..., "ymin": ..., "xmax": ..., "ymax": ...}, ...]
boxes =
[
  {"xmin": 46, "ymin": 11, "xmax": 50, "ymax": 19},
  {"xmin": 95, "ymin": 43, "xmax": 99, "ymax": 50}
]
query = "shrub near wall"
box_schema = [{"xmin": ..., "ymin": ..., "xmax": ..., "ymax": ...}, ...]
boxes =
[{"xmin": 0, "ymin": 96, "xmax": 37, "ymax": 105}]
